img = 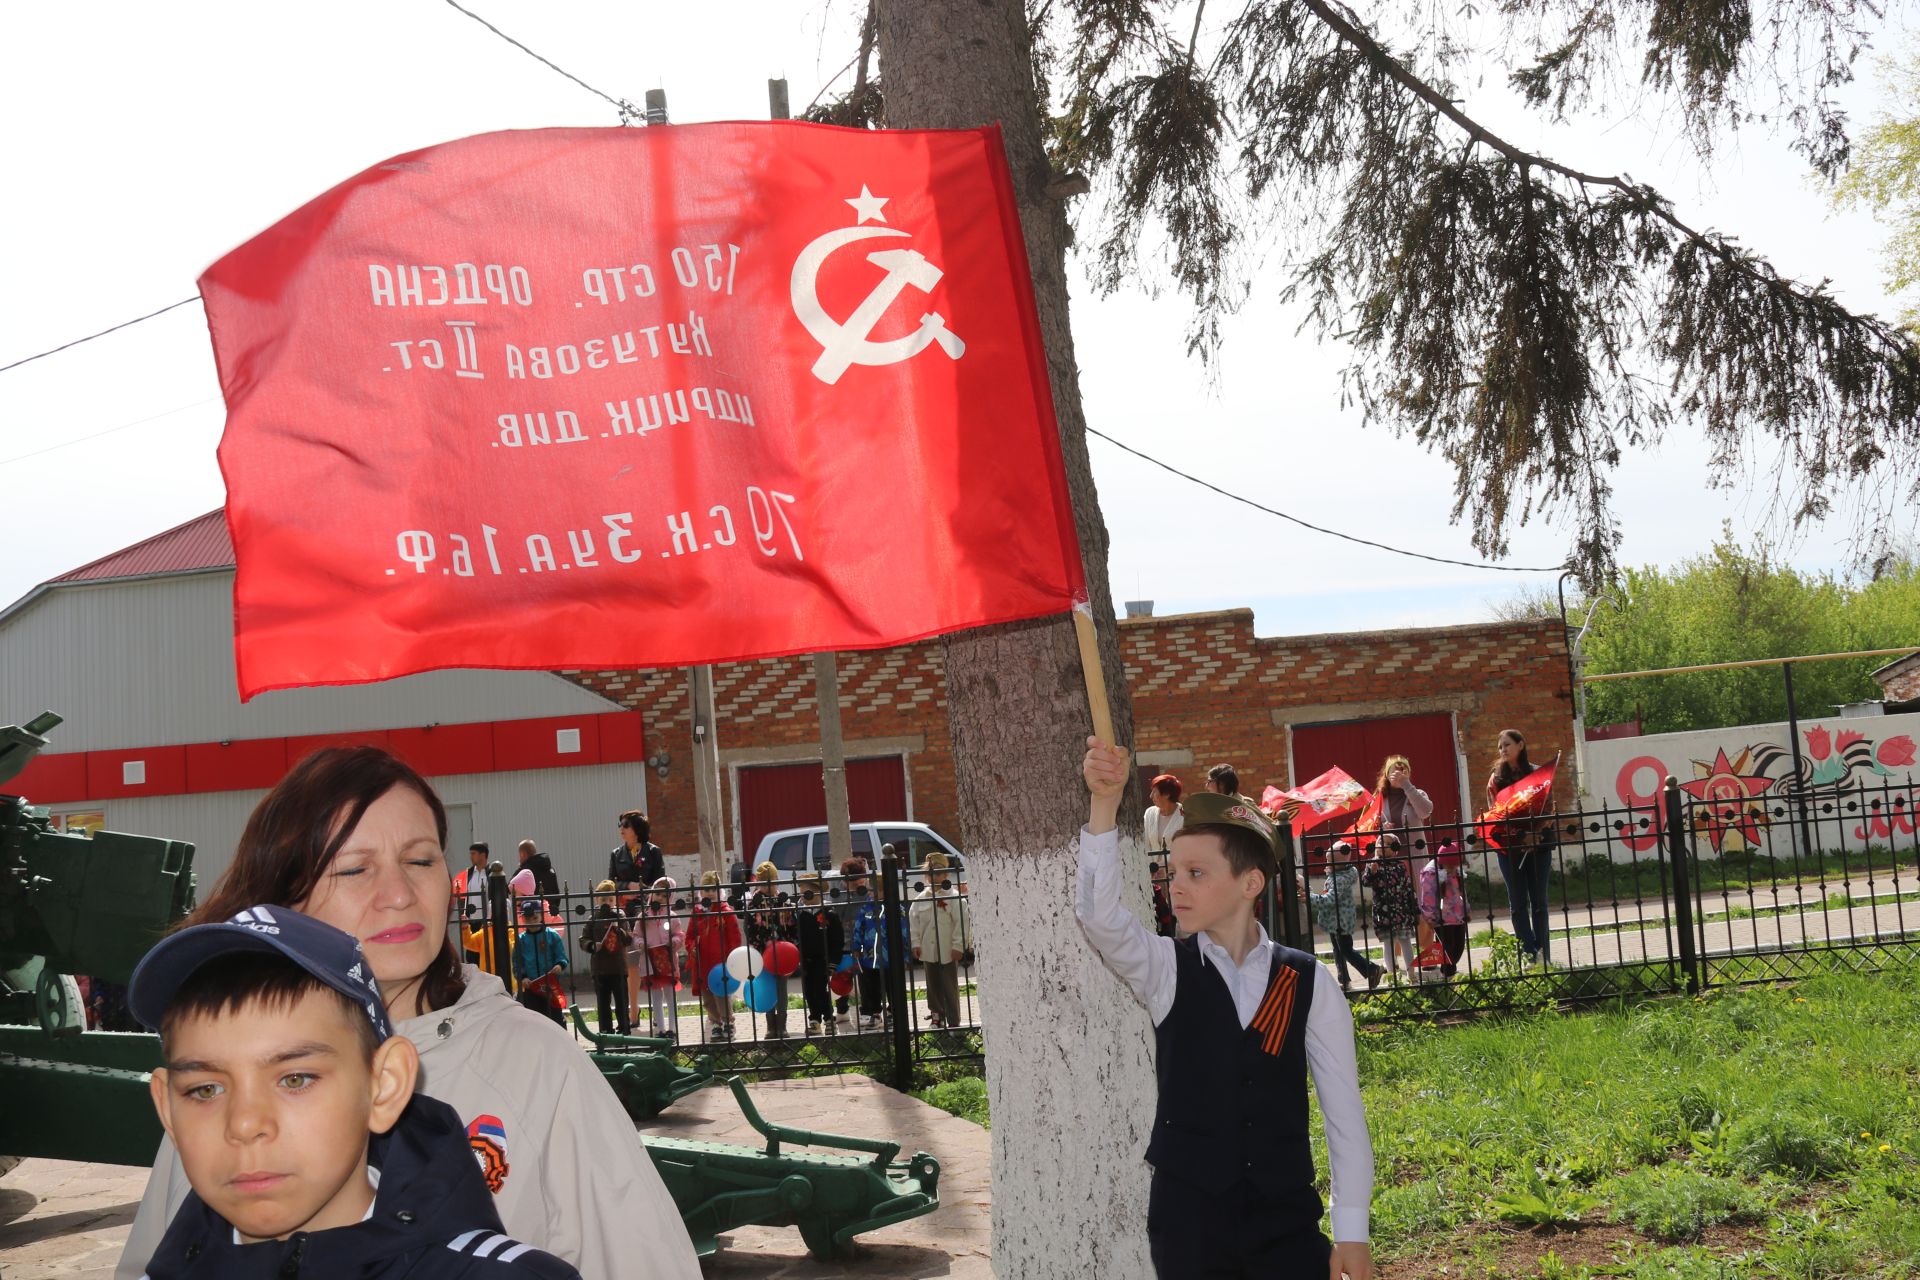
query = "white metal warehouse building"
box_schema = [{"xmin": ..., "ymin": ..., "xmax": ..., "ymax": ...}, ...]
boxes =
[{"xmin": 0, "ymin": 511, "xmax": 671, "ymax": 895}]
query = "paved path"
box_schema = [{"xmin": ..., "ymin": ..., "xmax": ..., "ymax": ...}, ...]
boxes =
[
  {"xmin": 1329, "ymin": 872, "xmax": 1920, "ymax": 990},
  {"xmin": 0, "ymin": 1077, "xmax": 990, "ymax": 1280}
]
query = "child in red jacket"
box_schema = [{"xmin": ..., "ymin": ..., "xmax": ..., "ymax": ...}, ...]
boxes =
[{"xmin": 688, "ymin": 870, "xmax": 743, "ymax": 1042}]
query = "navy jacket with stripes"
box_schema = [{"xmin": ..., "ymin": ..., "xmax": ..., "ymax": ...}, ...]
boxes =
[{"xmin": 141, "ymin": 1093, "xmax": 579, "ymax": 1279}]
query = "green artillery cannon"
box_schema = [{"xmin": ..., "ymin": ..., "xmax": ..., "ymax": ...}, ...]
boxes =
[
  {"xmin": 646, "ymin": 1075, "xmax": 941, "ymax": 1260},
  {"xmin": 0, "ymin": 711, "xmax": 197, "ymax": 1167},
  {"xmin": 565, "ymin": 1005, "xmax": 714, "ymax": 1119}
]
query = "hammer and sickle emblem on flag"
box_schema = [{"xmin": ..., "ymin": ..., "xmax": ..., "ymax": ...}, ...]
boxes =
[{"xmin": 790, "ymin": 218, "xmax": 966, "ymax": 386}]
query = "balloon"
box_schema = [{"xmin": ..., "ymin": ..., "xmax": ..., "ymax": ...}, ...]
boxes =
[
  {"xmin": 742, "ymin": 969, "xmax": 780, "ymax": 1013},
  {"xmin": 724, "ymin": 944, "xmax": 765, "ymax": 984},
  {"xmin": 829, "ymin": 970, "xmax": 855, "ymax": 997},
  {"xmin": 707, "ymin": 963, "xmax": 739, "ymax": 997},
  {"xmin": 765, "ymin": 940, "xmax": 801, "ymax": 977}
]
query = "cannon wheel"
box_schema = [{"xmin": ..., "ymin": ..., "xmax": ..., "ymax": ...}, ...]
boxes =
[{"xmin": 798, "ymin": 1215, "xmax": 847, "ymax": 1262}]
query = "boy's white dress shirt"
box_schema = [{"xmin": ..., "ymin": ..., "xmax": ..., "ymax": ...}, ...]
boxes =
[{"xmin": 1074, "ymin": 826, "xmax": 1374, "ymax": 1244}]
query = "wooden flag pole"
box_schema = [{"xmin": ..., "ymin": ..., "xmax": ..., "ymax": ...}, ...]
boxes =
[{"xmin": 1072, "ymin": 605, "xmax": 1116, "ymax": 747}]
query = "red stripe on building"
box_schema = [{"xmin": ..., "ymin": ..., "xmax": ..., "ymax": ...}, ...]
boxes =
[{"xmin": 2, "ymin": 711, "xmax": 645, "ymax": 806}]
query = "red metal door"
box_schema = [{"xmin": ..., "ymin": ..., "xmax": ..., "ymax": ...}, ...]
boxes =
[
  {"xmin": 736, "ymin": 756, "xmax": 908, "ymax": 861},
  {"xmin": 1290, "ymin": 713, "xmax": 1462, "ymax": 829}
]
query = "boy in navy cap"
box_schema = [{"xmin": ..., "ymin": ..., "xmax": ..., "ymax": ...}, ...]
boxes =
[
  {"xmin": 1078, "ymin": 740, "xmax": 1376, "ymax": 1279},
  {"xmin": 129, "ymin": 905, "xmax": 579, "ymax": 1279}
]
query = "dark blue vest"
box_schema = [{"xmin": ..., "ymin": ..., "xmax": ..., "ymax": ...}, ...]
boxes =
[{"xmin": 1145, "ymin": 937, "xmax": 1317, "ymax": 1197}]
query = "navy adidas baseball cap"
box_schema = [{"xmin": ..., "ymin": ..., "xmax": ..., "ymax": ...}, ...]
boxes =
[{"xmin": 128, "ymin": 904, "xmax": 394, "ymax": 1042}]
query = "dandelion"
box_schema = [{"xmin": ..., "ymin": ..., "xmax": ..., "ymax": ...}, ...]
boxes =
[
  {"xmin": 1862, "ymin": 1131, "xmax": 1873, "ymax": 1139},
  {"xmin": 1794, "ymin": 997, "xmax": 1808, "ymax": 1004},
  {"xmin": 1881, "ymin": 1144, "xmax": 1893, "ymax": 1153}
]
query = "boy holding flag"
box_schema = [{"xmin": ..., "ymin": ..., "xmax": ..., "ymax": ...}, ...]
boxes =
[{"xmin": 1078, "ymin": 738, "xmax": 1375, "ymax": 1278}]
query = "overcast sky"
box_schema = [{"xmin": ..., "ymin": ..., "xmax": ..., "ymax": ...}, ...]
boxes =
[{"xmin": 3, "ymin": 2, "xmax": 1914, "ymax": 645}]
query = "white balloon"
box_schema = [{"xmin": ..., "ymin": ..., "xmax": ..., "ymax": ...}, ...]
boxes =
[{"xmin": 724, "ymin": 944, "xmax": 765, "ymax": 983}]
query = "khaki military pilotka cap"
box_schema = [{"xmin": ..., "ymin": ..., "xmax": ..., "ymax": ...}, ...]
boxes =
[{"xmin": 1179, "ymin": 792, "xmax": 1279, "ymax": 848}]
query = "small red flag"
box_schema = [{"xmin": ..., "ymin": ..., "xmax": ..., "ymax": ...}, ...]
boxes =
[
  {"xmin": 1261, "ymin": 767, "xmax": 1370, "ymax": 837},
  {"xmin": 202, "ymin": 123, "xmax": 1083, "ymax": 699},
  {"xmin": 1478, "ymin": 755, "xmax": 1559, "ymax": 850}
]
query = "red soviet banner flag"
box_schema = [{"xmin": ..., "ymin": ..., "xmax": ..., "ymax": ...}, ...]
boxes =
[{"xmin": 202, "ymin": 123, "xmax": 1084, "ymax": 700}]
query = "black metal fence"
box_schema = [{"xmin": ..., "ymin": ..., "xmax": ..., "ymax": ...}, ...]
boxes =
[
  {"xmin": 455, "ymin": 855, "xmax": 982, "ymax": 1088},
  {"xmin": 1262, "ymin": 773, "xmax": 1920, "ymax": 1021},
  {"xmin": 457, "ymin": 774, "xmax": 1919, "ymax": 1075}
]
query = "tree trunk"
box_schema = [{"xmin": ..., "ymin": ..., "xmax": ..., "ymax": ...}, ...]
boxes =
[{"xmin": 874, "ymin": 3, "xmax": 1156, "ymax": 1274}]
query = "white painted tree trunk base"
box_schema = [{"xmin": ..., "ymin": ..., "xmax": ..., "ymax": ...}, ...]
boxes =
[{"xmin": 970, "ymin": 835, "xmax": 1157, "ymax": 1278}]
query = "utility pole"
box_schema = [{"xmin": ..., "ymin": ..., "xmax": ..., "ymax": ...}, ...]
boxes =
[
  {"xmin": 764, "ymin": 72, "xmax": 856, "ymax": 871},
  {"xmin": 815, "ymin": 652, "xmax": 854, "ymax": 868},
  {"xmin": 688, "ymin": 665, "xmax": 725, "ymax": 878},
  {"xmin": 767, "ymin": 72, "xmax": 855, "ymax": 870},
  {"xmin": 644, "ymin": 83, "xmax": 725, "ymax": 880}
]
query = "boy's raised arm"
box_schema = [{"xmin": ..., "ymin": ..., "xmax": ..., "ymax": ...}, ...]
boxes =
[{"xmin": 1075, "ymin": 738, "xmax": 1175, "ymax": 1024}]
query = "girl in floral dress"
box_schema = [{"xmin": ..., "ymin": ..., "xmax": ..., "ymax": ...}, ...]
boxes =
[{"xmin": 1362, "ymin": 833, "xmax": 1421, "ymax": 982}]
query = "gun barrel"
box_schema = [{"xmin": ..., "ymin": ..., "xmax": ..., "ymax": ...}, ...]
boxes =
[{"xmin": 1, "ymin": 710, "xmax": 64, "ymax": 791}]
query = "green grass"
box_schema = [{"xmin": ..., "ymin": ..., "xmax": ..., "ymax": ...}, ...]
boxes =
[
  {"xmin": 900, "ymin": 958, "xmax": 1920, "ymax": 1277},
  {"xmin": 913, "ymin": 1076, "xmax": 990, "ymax": 1128},
  {"xmin": 1350, "ymin": 963, "xmax": 1920, "ymax": 1277}
]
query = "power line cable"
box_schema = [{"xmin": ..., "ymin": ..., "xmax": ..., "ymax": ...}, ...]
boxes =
[
  {"xmin": 3, "ymin": 4, "xmax": 635, "ymax": 378},
  {"xmin": 0, "ymin": 397, "xmax": 222, "ymax": 468},
  {"xmin": 442, "ymin": 0, "xmax": 642, "ymax": 123},
  {"xmin": 1085, "ymin": 424, "xmax": 1566, "ymax": 573},
  {"xmin": 0, "ymin": 297, "xmax": 200, "ymax": 375}
]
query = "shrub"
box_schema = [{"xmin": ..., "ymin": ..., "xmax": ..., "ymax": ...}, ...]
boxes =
[
  {"xmin": 1604, "ymin": 1165, "xmax": 1766, "ymax": 1242},
  {"xmin": 1490, "ymin": 1166, "xmax": 1599, "ymax": 1227},
  {"xmin": 1728, "ymin": 1111, "xmax": 1850, "ymax": 1180}
]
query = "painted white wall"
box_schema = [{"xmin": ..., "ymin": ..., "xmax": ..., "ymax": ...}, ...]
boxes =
[{"xmin": 1580, "ymin": 711, "xmax": 1920, "ymax": 860}]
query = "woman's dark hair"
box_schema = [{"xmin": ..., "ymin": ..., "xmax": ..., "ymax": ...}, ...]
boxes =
[
  {"xmin": 187, "ymin": 746, "xmax": 464, "ymax": 1018},
  {"xmin": 1493, "ymin": 729, "xmax": 1535, "ymax": 784},
  {"xmin": 1207, "ymin": 763, "xmax": 1239, "ymax": 795},
  {"xmin": 619, "ymin": 810, "xmax": 650, "ymax": 842}
]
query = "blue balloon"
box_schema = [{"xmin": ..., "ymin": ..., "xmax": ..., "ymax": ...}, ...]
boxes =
[
  {"xmin": 707, "ymin": 963, "xmax": 739, "ymax": 997},
  {"xmin": 836, "ymin": 954, "xmax": 855, "ymax": 973},
  {"xmin": 742, "ymin": 969, "xmax": 779, "ymax": 1014}
]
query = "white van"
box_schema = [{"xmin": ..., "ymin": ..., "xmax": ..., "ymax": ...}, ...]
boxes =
[{"xmin": 749, "ymin": 821, "xmax": 965, "ymax": 881}]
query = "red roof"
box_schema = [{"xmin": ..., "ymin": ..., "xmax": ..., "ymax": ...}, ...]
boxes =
[{"xmin": 51, "ymin": 510, "xmax": 234, "ymax": 584}]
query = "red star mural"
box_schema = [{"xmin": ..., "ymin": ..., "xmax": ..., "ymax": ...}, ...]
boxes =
[{"xmin": 1678, "ymin": 747, "xmax": 1775, "ymax": 850}]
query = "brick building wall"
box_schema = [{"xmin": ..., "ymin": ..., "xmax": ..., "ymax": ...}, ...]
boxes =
[
  {"xmin": 564, "ymin": 645, "xmax": 960, "ymax": 865},
  {"xmin": 1873, "ymin": 654, "xmax": 1920, "ymax": 703},
  {"xmin": 562, "ymin": 610, "xmax": 1574, "ymax": 862}
]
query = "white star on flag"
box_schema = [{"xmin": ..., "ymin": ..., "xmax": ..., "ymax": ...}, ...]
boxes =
[{"xmin": 845, "ymin": 185, "xmax": 889, "ymax": 224}]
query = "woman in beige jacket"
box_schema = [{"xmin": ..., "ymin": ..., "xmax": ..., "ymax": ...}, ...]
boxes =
[{"xmin": 115, "ymin": 747, "xmax": 699, "ymax": 1280}]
